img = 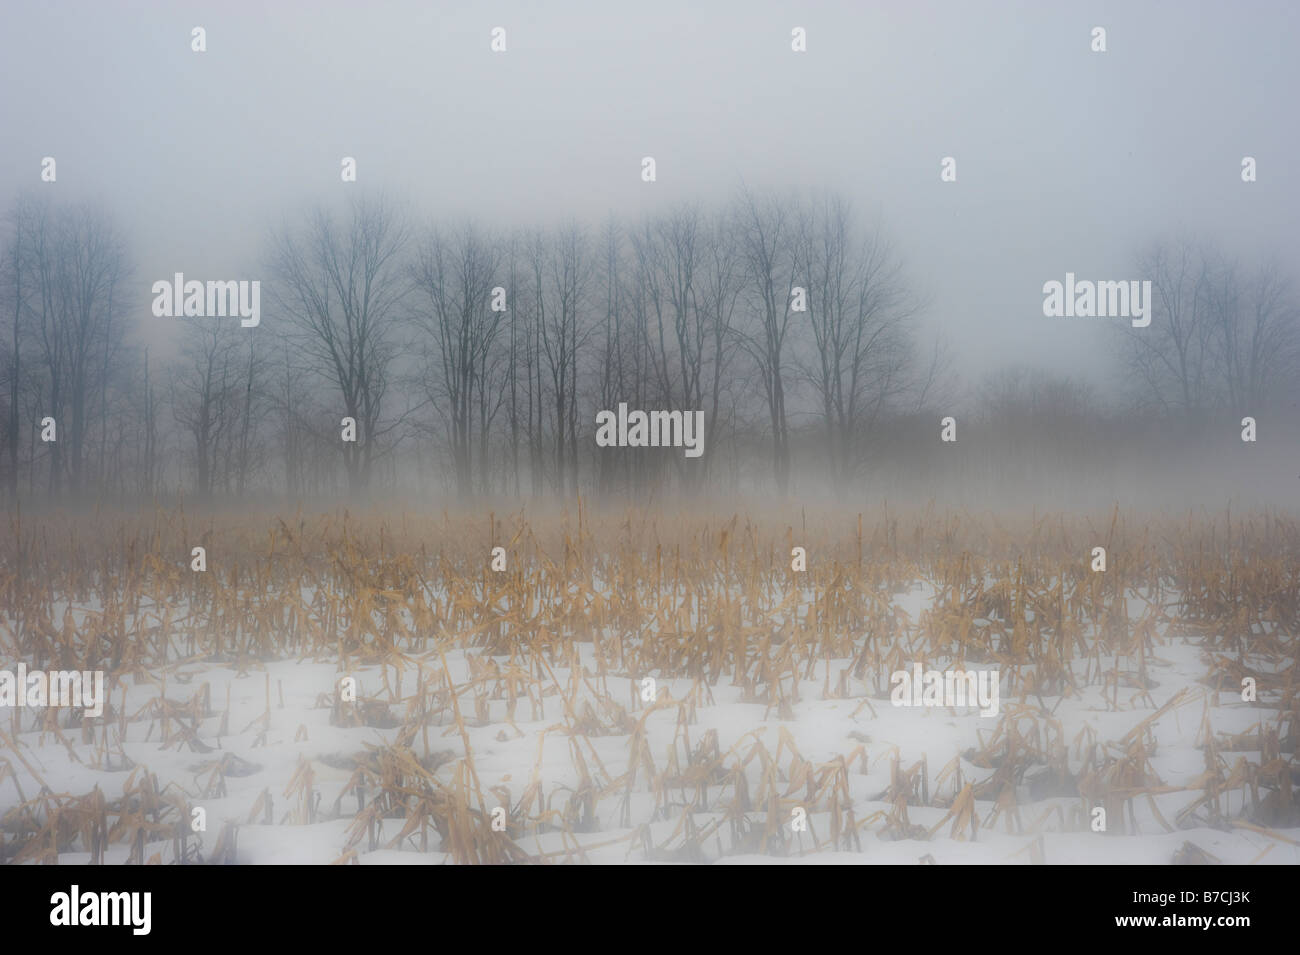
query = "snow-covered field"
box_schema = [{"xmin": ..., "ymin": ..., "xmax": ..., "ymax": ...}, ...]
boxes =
[{"xmin": 2, "ymin": 509, "xmax": 1297, "ymax": 865}]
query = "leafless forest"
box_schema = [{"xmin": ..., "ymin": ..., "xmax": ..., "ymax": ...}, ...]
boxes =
[{"xmin": 2, "ymin": 191, "xmax": 1298, "ymax": 510}]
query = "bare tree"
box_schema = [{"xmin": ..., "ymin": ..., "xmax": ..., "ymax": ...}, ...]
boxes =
[
  {"xmin": 1204, "ymin": 253, "xmax": 1300, "ymax": 412},
  {"xmin": 695, "ymin": 209, "xmax": 745, "ymax": 486},
  {"xmin": 499, "ymin": 230, "xmax": 538, "ymax": 497},
  {"xmin": 4, "ymin": 199, "xmax": 131, "ymax": 498},
  {"xmin": 626, "ymin": 203, "xmax": 743, "ymax": 491},
  {"xmin": 226, "ymin": 337, "xmax": 265, "ymax": 496},
  {"xmin": 795, "ymin": 193, "xmax": 919, "ymax": 486},
  {"xmin": 268, "ymin": 194, "xmax": 410, "ymax": 494},
  {"xmin": 170, "ymin": 319, "xmax": 243, "ymax": 499},
  {"xmin": 1118, "ymin": 236, "xmax": 1300, "ymax": 425},
  {"xmin": 263, "ymin": 337, "xmax": 323, "ymax": 500},
  {"xmin": 1119, "ymin": 236, "xmax": 1216, "ymax": 415},
  {"xmin": 595, "ymin": 216, "xmax": 653, "ymax": 494},
  {"xmin": 409, "ymin": 223, "xmax": 503, "ymax": 500},
  {"xmin": 0, "ymin": 197, "xmax": 34, "ymax": 503},
  {"xmin": 734, "ymin": 188, "xmax": 799, "ymax": 494},
  {"xmin": 531, "ymin": 223, "xmax": 594, "ymax": 497},
  {"xmin": 137, "ymin": 347, "xmax": 162, "ymax": 500}
]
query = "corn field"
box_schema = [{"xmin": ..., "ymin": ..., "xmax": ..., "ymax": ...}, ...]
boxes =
[{"xmin": 1, "ymin": 502, "xmax": 1297, "ymax": 864}]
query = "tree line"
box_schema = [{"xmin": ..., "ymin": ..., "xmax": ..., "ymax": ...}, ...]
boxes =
[{"xmin": 1, "ymin": 188, "xmax": 1297, "ymax": 507}]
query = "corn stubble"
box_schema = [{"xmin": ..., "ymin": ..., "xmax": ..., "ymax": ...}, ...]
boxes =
[{"xmin": 0, "ymin": 504, "xmax": 1296, "ymax": 864}]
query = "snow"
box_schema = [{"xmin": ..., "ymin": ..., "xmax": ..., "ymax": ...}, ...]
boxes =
[{"xmin": 2, "ymin": 578, "xmax": 1296, "ymax": 865}]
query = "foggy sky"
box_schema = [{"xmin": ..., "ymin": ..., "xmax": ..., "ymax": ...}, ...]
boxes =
[{"xmin": 2, "ymin": 0, "xmax": 1297, "ymax": 392}]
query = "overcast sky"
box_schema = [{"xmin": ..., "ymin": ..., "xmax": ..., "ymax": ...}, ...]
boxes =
[{"xmin": 3, "ymin": 0, "xmax": 1296, "ymax": 394}]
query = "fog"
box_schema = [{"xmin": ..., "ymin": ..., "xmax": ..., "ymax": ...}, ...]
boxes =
[{"xmin": 1, "ymin": 1, "xmax": 1298, "ymax": 510}]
